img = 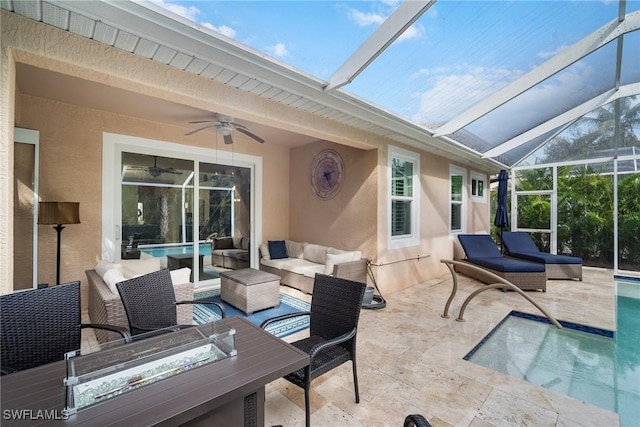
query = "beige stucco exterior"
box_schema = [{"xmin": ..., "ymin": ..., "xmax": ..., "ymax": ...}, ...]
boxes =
[{"xmin": 1, "ymin": 10, "xmax": 490, "ymax": 306}]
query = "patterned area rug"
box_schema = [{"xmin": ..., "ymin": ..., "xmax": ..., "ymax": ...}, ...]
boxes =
[{"xmin": 193, "ymin": 289, "xmax": 310, "ymax": 338}]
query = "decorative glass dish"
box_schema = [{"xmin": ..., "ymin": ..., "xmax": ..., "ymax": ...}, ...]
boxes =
[{"xmin": 63, "ymin": 321, "xmax": 236, "ymax": 415}]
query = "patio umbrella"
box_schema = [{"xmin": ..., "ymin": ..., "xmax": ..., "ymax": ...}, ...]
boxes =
[{"xmin": 494, "ymin": 170, "xmax": 510, "ymax": 253}]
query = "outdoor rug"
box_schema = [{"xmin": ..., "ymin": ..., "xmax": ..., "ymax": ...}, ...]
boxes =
[{"xmin": 192, "ymin": 289, "xmax": 310, "ymax": 338}]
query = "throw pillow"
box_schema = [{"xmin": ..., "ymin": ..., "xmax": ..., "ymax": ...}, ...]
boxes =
[
  {"xmin": 260, "ymin": 243, "xmax": 271, "ymax": 260},
  {"xmin": 268, "ymin": 240, "xmax": 288, "ymax": 259},
  {"xmin": 214, "ymin": 237, "xmax": 234, "ymax": 250},
  {"xmin": 96, "ymin": 260, "xmax": 122, "ymax": 277},
  {"xmin": 170, "ymin": 267, "xmax": 191, "ymax": 285},
  {"xmin": 102, "ymin": 268, "xmax": 127, "ymax": 293},
  {"xmin": 324, "ymin": 252, "xmax": 358, "ymax": 274},
  {"xmin": 285, "ymin": 240, "xmax": 304, "ymax": 258},
  {"xmin": 303, "ymin": 243, "xmax": 328, "ymax": 264},
  {"xmin": 120, "ymin": 257, "xmax": 161, "ymax": 278}
]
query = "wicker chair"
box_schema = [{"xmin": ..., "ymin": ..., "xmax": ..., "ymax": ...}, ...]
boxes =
[
  {"xmin": 116, "ymin": 269, "xmax": 226, "ymax": 337},
  {"xmin": 260, "ymin": 274, "xmax": 366, "ymax": 427},
  {"xmin": 0, "ymin": 281, "xmax": 130, "ymax": 375},
  {"xmin": 404, "ymin": 414, "xmax": 432, "ymax": 427}
]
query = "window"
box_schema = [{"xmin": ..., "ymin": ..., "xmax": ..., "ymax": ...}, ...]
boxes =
[
  {"xmin": 471, "ymin": 171, "xmax": 487, "ymax": 203},
  {"xmin": 450, "ymin": 165, "xmax": 467, "ymax": 234},
  {"xmin": 389, "ymin": 146, "xmax": 420, "ymax": 249}
]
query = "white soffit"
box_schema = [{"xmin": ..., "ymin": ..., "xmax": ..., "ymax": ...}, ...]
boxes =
[{"xmin": 1, "ymin": 0, "xmax": 504, "ymax": 170}]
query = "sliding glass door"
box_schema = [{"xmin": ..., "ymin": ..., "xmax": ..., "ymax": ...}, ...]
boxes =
[{"xmin": 104, "ymin": 133, "xmax": 261, "ymax": 288}]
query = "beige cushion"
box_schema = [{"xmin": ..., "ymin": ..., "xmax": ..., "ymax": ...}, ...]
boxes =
[
  {"xmin": 260, "ymin": 243, "xmax": 271, "ymax": 260},
  {"xmin": 120, "ymin": 257, "xmax": 162, "ymax": 278},
  {"xmin": 303, "ymin": 243, "xmax": 328, "ymax": 264},
  {"xmin": 324, "ymin": 252, "xmax": 358, "ymax": 274},
  {"xmin": 102, "ymin": 268, "xmax": 127, "ymax": 293},
  {"xmin": 285, "ymin": 240, "xmax": 304, "ymax": 258},
  {"xmin": 170, "ymin": 267, "xmax": 191, "ymax": 285},
  {"xmin": 96, "ymin": 260, "xmax": 122, "ymax": 277}
]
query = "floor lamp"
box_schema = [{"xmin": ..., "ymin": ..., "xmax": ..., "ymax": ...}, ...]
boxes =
[{"xmin": 38, "ymin": 202, "xmax": 80, "ymax": 286}]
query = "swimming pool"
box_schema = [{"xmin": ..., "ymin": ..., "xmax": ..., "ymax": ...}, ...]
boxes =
[
  {"xmin": 464, "ymin": 277, "xmax": 640, "ymax": 426},
  {"xmin": 140, "ymin": 243, "xmax": 212, "ymax": 258}
]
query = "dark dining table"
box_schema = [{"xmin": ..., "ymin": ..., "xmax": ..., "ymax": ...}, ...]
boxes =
[{"xmin": 0, "ymin": 317, "xmax": 309, "ymax": 426}]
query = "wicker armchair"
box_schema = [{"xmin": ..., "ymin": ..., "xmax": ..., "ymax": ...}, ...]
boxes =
[
  {"xmin": 116, "ymin": 269, "xmax": 226, "ymax": 337},
  {"xmin": 0, "ymin": 281, "xmax": 130, "ymax": 375},
  {"xmin": 260, "ymin": 274, "xmax": 366, "ymax": 427},
  {"xmin": 404, "ymin": 414, "xmax": 432, "ymax": 427}
]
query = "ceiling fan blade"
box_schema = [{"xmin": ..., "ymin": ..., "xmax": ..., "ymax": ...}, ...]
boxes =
[
  {"xmin": 185, "ymin": 125, "xmax": 214, "ymax": 136},
  {"xmin": 188, "ymin": 120, "xmax": 220, "ymax": 124},
  {"xmin": 223, "ymin": 134, "xmax": 233, "ymax": 145},
  {"xmin": 235, "ymin": 126, "xmax": 265, "ymax": 143}
]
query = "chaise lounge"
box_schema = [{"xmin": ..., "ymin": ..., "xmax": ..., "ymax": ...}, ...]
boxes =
[
  {"xmin": 500, "ymin": 231, "xmax": 583, "ymax": 281},
  {"xmin": 455, "ymin": 234, "xmax": 547, "ymax": 291}
]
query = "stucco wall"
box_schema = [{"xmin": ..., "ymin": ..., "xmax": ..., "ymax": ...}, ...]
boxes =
[
  {"xmin": 15, "ymin": 93, "xmax": 293, "ymax": 308},
  {"xmin": 2, "ymin": 10, "xmax": 492, "ymax": 300},
  {"xmin": 288, "ymin": 141, "xmax": 377, "ymax": 256}
]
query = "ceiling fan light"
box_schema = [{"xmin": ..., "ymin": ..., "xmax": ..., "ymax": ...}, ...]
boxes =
[{"xmin": 218, "ymin": 125, "xmax": 232, "ymax": 136}]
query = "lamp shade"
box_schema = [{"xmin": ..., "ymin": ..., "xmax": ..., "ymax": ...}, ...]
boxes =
[{"xmin": 38, "ymin": 202, "xmax": 80, "ymax": 225}]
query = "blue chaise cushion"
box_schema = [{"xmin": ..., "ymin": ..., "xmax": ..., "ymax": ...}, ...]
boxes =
[
  {"xmin": 500, "ymin": 232, "xmax": 540, "ymax": 253},
  {"xmin": 501, "ymin": 232, "xmax": 582, "ymax": 264},
  {"xmin": 457, "ymin": 234, "xmax": 544, "ymax": 273},
  {"xmin": 457, "ymin": 234, "xmax": 502, "ymax": 259}
]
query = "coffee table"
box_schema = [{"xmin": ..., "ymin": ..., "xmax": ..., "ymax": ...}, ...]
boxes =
[
  {"xmin": 167, "ymin": 253, "xmax": 204, "ymax": 281},
  {"xmin": 220, "ymin": 268, "xmax": 281, "ymax": 315}
]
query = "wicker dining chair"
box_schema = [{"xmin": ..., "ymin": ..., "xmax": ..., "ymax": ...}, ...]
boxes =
[
  {"xmin": 261, "ymin": 273, "xmax": 366, "ymax": 427},
  {"xmin": 0, "ymin": 281, "xmax": 130, "ymax": 375},
  {"xmin": 404, "ymin": 414, "xmax": 432, "ymax": 427},
  {"xmin": 116, "ymin": 269, "xmax": 226, "ymax": 337}
]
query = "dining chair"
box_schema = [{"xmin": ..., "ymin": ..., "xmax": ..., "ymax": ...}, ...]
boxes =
[
  {"xmin": 116, "ymin": 268, "xmax": 226, "ymax": 337},
  {"xmin": 261, "ymin": 273, "xmax": 366, "ymax": 427},
  {"xmin": 0, "ymin": 281, "xmax": 130, "ymax": 375}
]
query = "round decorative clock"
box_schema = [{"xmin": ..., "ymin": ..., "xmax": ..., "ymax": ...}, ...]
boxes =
[{"xmin": 311, "ymin": 149, "xmax": 345, "ymax": 199}]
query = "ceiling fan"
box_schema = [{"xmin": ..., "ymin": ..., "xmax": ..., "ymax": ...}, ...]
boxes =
[
  {"xmin": 129, "ymin": 156, "xmax": 181, "ymax": 178},
  {"xmin": 185, "ymin": 113, "xmax": 265, "ymax": 145}
]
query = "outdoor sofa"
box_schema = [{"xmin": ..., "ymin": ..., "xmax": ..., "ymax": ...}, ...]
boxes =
[
  {"xmin": 210, "ymin": 236, "xmax": 250, "ymax": 270},
  {"xmin": 500, "ymin": 231, "xmax": 583, "ymax": 280},
  {"xmin": 86, "ymin": 257, "xmax": 194, "ymax": 343},
  {"xmin": 259, "ymin": 240, "xmax": 367, "ymax": 294},
  {"xmin": 454, "ymin": 234, "xmax": 547, "ymax": 292}
]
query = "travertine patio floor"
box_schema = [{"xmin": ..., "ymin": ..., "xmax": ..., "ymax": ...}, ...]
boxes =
[{"xmin": 81, "ymin": 267, "xmax": 620, "ymax": 426}]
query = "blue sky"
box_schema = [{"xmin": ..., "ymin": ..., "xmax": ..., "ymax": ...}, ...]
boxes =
[{"xmin": 151, "ymin": 0, "xmax": 639, "ymax": 134}]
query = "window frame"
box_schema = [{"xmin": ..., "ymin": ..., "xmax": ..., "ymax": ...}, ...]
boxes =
[
  {"xmin": 388, "ymin": 145, "xmax": 420, "ymax": 249},
  {"xmin": 470, "ymin": 171, "xmax": 487, "ymax": 203},
  {"xmin": 449, "ymin": 165, "xmax": 467, "ymax": 235},
  {"xmin": 102, "ymin": 132, "xmax": 263, "ymax": 286}
]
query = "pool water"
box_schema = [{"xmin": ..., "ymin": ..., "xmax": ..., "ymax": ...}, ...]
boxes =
[
  {"xmin": 464, "ymin": 278, "xmax": 640, "ymax": 426},
  {"xmin": 140, "ymin": 243, "xmax": 212, "ymax": 258}
]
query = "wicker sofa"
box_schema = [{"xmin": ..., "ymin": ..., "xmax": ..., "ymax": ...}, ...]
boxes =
[
  {"xmin": 259, "ymin": 240, "xmax": 367, "ymax": 294},
  {"xmin": 86, "ymin": 258, "xmax": 194, "ymax": 343},
  {"xmin": 211, "ymin": 236, "xmax": 250, "ymax": 270}
]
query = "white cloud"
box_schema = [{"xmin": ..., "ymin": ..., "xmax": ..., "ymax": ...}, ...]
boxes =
[
  {"xmin": 349, "ymin": 9, "xmax": 386, "ymax": 26},
  {"xmin": 149, "ymin": 0, "xmax": 200, "ymax": 22},
  {"xmin": 266, "ymin": 43, "xmax": 289, "ymax": 58},
  {"xmin": 151, "ymin": 0, "xmax": 237, "ymax": 39},
  {"xmin": 538, "ymin": 44, "xmax": 570, "ymax": 60},
  {"xmin": 397, "ymin": 23, "xmax": 424, "ymax": 41},
  {"xmin": 202, "ymin": 23, "xmax": 237, "ymax": 39},
  {"xmin": 411, "ymin": 65, "xmax": 522, "ymax": 123}
]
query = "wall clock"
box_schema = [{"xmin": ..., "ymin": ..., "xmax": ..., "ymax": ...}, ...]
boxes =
[{"xmin": 311, "ymin": 149, "xmax": 344, "ymax": 200}]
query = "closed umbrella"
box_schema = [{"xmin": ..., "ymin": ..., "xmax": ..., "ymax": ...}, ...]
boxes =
[{"xmin": 494, "ymin": 170, "xmax": 510, "ymax": 253}]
